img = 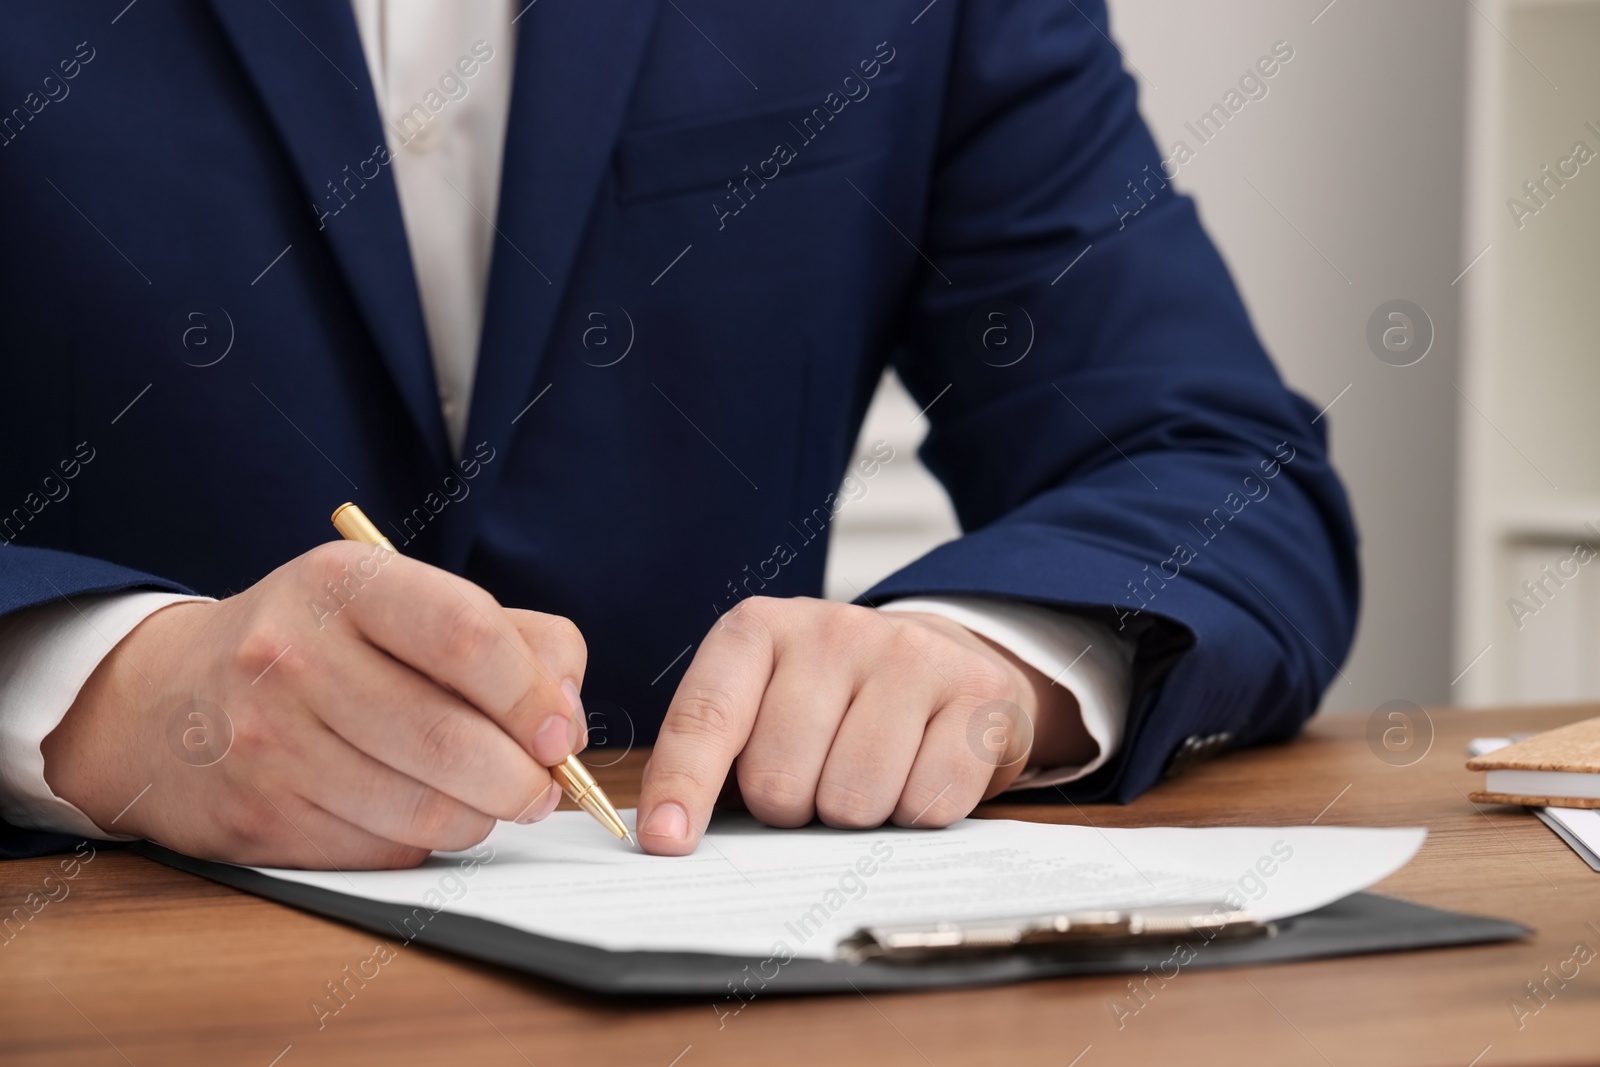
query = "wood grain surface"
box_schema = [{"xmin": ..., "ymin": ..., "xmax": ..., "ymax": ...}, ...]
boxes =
[{"xmin": 3, "ymin": 704, "xmax": 1599, "ymax": 1067}]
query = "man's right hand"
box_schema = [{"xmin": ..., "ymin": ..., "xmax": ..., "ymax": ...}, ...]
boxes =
[{"xmin": 41, "ymin": 541, "xmax": 588, "ymax": 869}]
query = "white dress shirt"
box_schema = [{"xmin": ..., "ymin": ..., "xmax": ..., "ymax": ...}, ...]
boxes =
[{"xmin": 0, "ymin": 2, "xmax": 1131, "ymax": 837}]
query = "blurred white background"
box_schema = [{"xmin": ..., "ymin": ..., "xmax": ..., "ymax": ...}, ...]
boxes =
[{"xmin": 826, "ymin": 0, "xmax": 1548, "ymax": 717}]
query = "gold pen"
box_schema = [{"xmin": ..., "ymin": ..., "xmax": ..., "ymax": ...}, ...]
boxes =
[{"xmin": 331, "ymin": 502, "xmax": 634, "ymax": 847}]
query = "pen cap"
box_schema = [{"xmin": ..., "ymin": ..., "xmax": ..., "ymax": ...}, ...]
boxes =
[{"xmin": 331, "ymin": 502, "xmax": 397, "ymax": 554}]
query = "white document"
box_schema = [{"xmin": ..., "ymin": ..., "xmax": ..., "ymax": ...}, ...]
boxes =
[{"xmin": 252, "ymin": 814, "xmax": 1425, "ymax": 960}]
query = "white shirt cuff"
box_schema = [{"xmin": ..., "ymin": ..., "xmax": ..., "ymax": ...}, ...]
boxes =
[
  {"xmin": 879, "ymin": 596, "xmax": 1134, "ymax": 789},
  {"xmin": 0, "ymin": 591, "xmax": 208, "ymax": 839}
]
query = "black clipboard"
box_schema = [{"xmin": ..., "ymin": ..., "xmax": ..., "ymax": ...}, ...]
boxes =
[{"xmin": 135, "ymin": 841, "xmax": 1528, "ymax": 995}]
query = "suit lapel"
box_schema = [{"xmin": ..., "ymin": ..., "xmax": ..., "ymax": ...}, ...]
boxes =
[
  {"xmin": 445, "ymin": 0, "xmax": 664, "ymax": 567},
  {"xmin": 205, "ymin": 0, "xmax": 452, "ymax": 470}
]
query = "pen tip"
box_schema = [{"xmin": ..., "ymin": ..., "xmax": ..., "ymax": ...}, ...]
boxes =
[{"xmin": 624, "ymin": 832, "xmax": 636, "ymax": 848}]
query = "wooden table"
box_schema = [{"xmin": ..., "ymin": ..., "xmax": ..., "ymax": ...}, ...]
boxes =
[{"xmin": 4, "ymin": 704, "xmax": 1599, "ymax": 1067}]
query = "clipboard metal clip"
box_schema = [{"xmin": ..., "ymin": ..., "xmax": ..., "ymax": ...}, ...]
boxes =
[{"xmin": 836, "ymin": 902, "xmax": 1274, "ymax": 964}]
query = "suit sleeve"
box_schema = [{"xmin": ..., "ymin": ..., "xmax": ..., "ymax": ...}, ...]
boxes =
[
  {"xmin": 0, "ymin": 545, "xmax": 192, "ymax": 621},
  {"xmin": 866, "ymin": 0, "xmax": 1360, "ymax": 802}
]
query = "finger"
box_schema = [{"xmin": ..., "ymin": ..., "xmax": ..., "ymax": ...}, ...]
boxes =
[
  {"xmin": 508, "ymin": 608, "xmax": 588, "ymax": 754},
  {"xmin": 212, "ymin": 788, "xmax": 428, "ymax": 870},
  {"xmin": 736, "ymin": 654, "xmax": 855, "ymax": 828},
  {"xmin": 814, "ymin": 669, "xmax": 940, "ymax": 829},
  {"xmin": 892, "ymin": 697, "xmax": 1003, "ymax": 829},
  {"xmin": 286, "ymin": 722, "xmax": 505, "ymax": 852},
  {"xmin": 327, "ymin": 546, "xmax": 579, "ymax": 765},
  {"xmin": 506, "ymin": 608, "xmax": 587, "ymax": 686},
  {"xmin": 298, "ymin": 637, "xmax": 559, "ymax": 823},
  {"xmin": 638, "ymin": 600, "xmax": 778, "ymax": 855}
]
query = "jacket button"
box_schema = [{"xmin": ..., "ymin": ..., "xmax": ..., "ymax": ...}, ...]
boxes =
[{"xmin": 1163, "ymin": 734, "xmax": 1208, "ymax": 779}]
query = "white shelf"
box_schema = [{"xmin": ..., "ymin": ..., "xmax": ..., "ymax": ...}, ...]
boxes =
[{"xmin": 1494, "ymin": 494, "xmax": 1600, "ymax": 542}]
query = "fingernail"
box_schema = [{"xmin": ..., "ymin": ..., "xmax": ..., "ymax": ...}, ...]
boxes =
[
  {"xmin": 532, "ymin": 713, "xmax": 572, "ymax": 765},
  {"xmin": 642, "ymin": 801, "xmax": 689, "ymax": 841},
  {"xmin": 516, "ymin": 783, "xmax": 562, "ymax": 824},
  {"xmin": 537, "ymin": 783, "xmax": 562, "ymax": 820},
  {"xmin": 561, "ymin": 678, "xmax": 587, "ymax": 751}
]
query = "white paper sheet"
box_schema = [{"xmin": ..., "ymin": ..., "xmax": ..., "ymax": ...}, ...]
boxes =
[
  {"xmin": 251, "ymin": 813, "xmax": 1425, "ymax": 959},
  {"xmin": 1538, "ymin": 807, "xmax": 1600, "ymax": 871}
]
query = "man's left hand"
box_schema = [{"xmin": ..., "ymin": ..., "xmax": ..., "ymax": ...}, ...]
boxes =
[{"xmin": 635, "ymin": 597, "xmax": 1094, "ymax": 855}]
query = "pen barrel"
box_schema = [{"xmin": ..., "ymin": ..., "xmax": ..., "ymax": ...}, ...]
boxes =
[
  {"xmin": 573, "ymin": 793, "xmax": 622, "ymax": 835},
  {"xmin": 551, "ymin": 755, "xmax": 598, "ymax": 803},
  {"xmin": 552, "ymin": 757, "xmax": 629, "ymax": 840}
]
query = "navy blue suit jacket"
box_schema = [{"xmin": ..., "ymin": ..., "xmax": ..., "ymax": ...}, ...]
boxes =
[{"xmin": 0, "ymin": 0, "xmax": 1358, "ymax": 856}]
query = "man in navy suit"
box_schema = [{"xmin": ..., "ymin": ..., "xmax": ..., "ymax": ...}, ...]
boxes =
[{"xmin": 0, "ymin": 1, "xmax": 1357, "ymax": 866}]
